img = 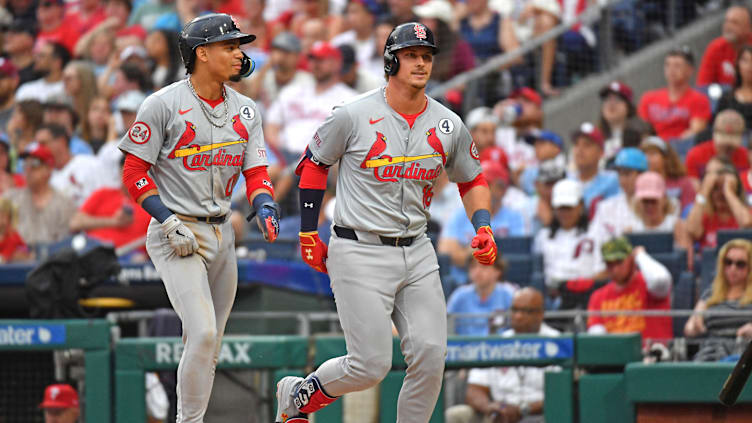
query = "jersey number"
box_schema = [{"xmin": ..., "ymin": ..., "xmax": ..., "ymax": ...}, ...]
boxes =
[
  {"xmin": 422, "ymin": 185, "xmax": 434, "ymax": 209},
  {"xmin": 225, "ymin": 174, "xmax": 239, "ymax": 197}
]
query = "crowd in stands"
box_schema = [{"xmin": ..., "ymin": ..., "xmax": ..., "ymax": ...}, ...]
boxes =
[{"xmin": 0, "ymin": 0, "xmax": 747, "ymax": 362}]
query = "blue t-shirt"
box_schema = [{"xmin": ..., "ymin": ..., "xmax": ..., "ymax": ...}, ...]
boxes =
[
  {"xmin": 441, "ymin": 204, "xmax": 525, "ymax": 244},
  {"xmin": 570, "ymin": 170, "xmax": 619, "ymax": 212},
  {"xmin": 459, "ymin": 12, "xmax": 503, "ymax": 61},
  {"xmin": 446, "ymin": 283, "xmax": 515, "ymax": 335}
]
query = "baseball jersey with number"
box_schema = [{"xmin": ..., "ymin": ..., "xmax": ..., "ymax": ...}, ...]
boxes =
[
  {"xmin": 309, "ymin": 87, "xmax": 482, "ymax": 238},
  {"xmin": 117, "ymin": 79, "xmax": 269, "ymax": 217}
]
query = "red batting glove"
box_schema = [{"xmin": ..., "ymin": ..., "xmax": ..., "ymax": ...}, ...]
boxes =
[
  {"xmin": 471, "ymin": 226, "xmax": 497, "ymax": 265},
  {"xmin": 299, "ymin": 231, "xmax": 328, "ymax": 274}
]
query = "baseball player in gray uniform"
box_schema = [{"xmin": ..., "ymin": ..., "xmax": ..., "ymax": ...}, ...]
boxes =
[
  {"xmin": 117, "ymin": 14, "xmax": 280, "ymax": 423},
  {"xmin": 275, "ymin": 22, "xmax": 498, "ymax": 423}
]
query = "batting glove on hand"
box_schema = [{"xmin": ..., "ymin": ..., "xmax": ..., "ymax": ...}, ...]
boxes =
[
  {"xmin": 299, "ymin": 231, "xmax": 328, "ymax": 274},
  {"xmin": 161, "ymin": 215, "xmax": 199, "ymax": 257},
  {"xmin": 247, "ymin": 201, "xmax": 280, "ymax": 243},
  {"xmin": 471, "ymin": 225, "xmax": 497, "ymax": 265}
]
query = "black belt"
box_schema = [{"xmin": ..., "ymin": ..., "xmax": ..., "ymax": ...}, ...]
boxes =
[
  {"xmin": 334, "ymin": 225, "xmax": 414, "ymax": 247},
  {"xmin": 178, "ymin": 214, "xmax": 227, "ymax": 224}
]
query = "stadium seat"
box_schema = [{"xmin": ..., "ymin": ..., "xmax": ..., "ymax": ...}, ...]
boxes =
[
  {"xmin": 503, "ymin": 253, "xmax": 534, "ymax": 286},
  {"xmin": 437, "ymin": 253, "xmax": 457, "ymax": 299},
  {"xmin": 651, "ymin": 250, "xmax": 689, "ymax": 285},
  {"xmin": 625, "ymin": 232, "xmax": 674, "ymax": 254},
  {"xmin": 672, "ymin": 271, "xmax": 697, "ymax": 337},
  {"xmin": 495, "ymin": 236, "xmax": 533, "ymax": 254},
  {"xmin": 699, "ymin": 248, "xmax": 719, "ymax": 297},
  {"xmin": 716, "ymin": 229, "xmax": 752, "ymax": 247}
]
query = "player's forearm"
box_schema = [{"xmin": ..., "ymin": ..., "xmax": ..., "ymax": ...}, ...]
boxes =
[
  {"xmin": 460, "ymin": 185, "xmax": 492, "ymax": 223},
  {"xmin": 69, "ymin": 212, "xmax": 118, "ymax": 232}
]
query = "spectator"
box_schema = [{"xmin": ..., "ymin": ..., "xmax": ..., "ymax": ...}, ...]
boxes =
[
  {"xmin": 3, "ymin": 18, "xmax": 38, "ymax": 86},
  {"xmin": 715, "ymin": 45, "xmax": 752, "ymax": 130},
  {"xmin": 493, "ymin": 0, "xmax": 560, "ymax": 97},
  {"xmin": 39, "ymin": 383, "xmax": 79, "ymax": 423},
  {"xmin": 519, "ymin": 129, "xmax": 564, "ymax": 195},
  {"xmin": 69, "ymin": 159, "xmax": 150, "ymax": 255},
  {"xmin": 697, "ymin": 6, "xmax": 752, "ymax": 87},
  {"xmin": 6, "ymin": 99, "xmax": 44, "ymax": 162},
  {"xmin": 235, "ymin": 0, "xmax": 271, "ymax": 67},
  {"xmin": 35, "ymin": 0, "xmax": 81, "ymax": 53},
  {"xmin": 590, "ymin": 147, "xmax": 646, "ymax": 240},
  {"xmin": 128, "ymin": 0, "xmax": 177, "ymax": 33},
  {"xmin": 74, "ymin": 25, "xmax": 116, "ymax": 76},
  {"xmin": 331, "ymin": 0, "xmax": 380, "ymax": 70},
  {"xmin": 97, "ymin": 90, "xmax": 146, "ymax": 185},
  {"xmin": 467, "ymin": 107, "xmax": 502, "ymax": 154},
  {"xmin": 531, "ymin": 156, "xmax": 566, "ymax": 232},
  {"xmin": 288, "ymin": 0, "xmax": 344, "ymax": 41},
  {"xmin": 43, "ymin": 94, "xmax": 94, "ymax": 156},
  {"xmin": 2, "ymin": 143, "xmax": 76, "ymax": 246},
  {"xmin": 686, "ymin": 156, "xmax": 752, "ymax": 249},
  {"xmin": 445, "ymin": 287, "xmax": 558, "ymax": 423},
  {"xmin": 37, "ymin": 123, "xmax": 109, "ymax": 206},
  {"xmin": 569, "ymin": 122, "xmax": 620, "ymax": 214},
  {"xmin": 66, "ymin": 0, "xmax": 107, "ymax": 37},
  {"xmin": 493, "ymin": 87, "xmax": 543, "ymax": 177},
  {"xmin": 631, "ymin": 172, "xmax": 690, "ymax": 251},
  {"xmin": 415, "ymin": 0, "xmax": 476, "ymax": 85},
  {"xmin": 101, "ymin": 62, "xmax": 152, "ymax": 102},
  {"xmin": 265, "ymin": 41, "xmax": 357, "ymax": 160},
  {"xmin": 105, "ymin": 0, "xmax": 146, "ymax": 41},
  {"xmin": 685, "ymin": 109, "xmax": 749, "ymax": 183},
  {"xmin": 598, "ymin": 80, "xmax": 637, "ymax": 163},
  {"xmin": 15, "ymin": 40, "xmax": 69, "ymax": 103},
  {"xmin": 640, "ymin": 135, "xmax": 696, "ymax": 211},
  {"xmin": 685, "ymin": 238, "xmax": 752, "ymax": 361},
  {"xmin": 337, "ymin": 43, "xmax": 381, "ymax": 94},
  {"xmin": 637, "ymin": 46, "xmax": 711, "ymax": 156},
  {"xmin": 0, "ymin": 135, "xmax": 24, "ymax": 195},
  {"xmin": 246, "ymin": 31, "xmax": 313, "ymax": 113},
  {"xmin": 144, "ymin": 29, "xmax": 184, "ymax": 90},
  {"xmin": 0, "ymin": 197, "xmax": 30, "ymax": 263},
  {"xmin": 82, "ymin": 95, "xmax": 112, "ymax": 153},
  {"xmin": 587, "ymin": 237, "xmax": 673, "ymax": 342},
  {"xmin": 533, "ymin": 179, "xmax": 605, "ymax": 294},
  {"xmin": 0, "ymin": 58, "xmax": 20, "ymax": 134},
  {"xmin": 387, "ymin": 0, "xmax": 419, "ymax": 23},
  {"xmin": 439, "ymin": 160, "xmax": 525, "ymax": 270},
  {"xmin": 446, "ymin": 254, "xmax": 515, "ymax": 336},
  {"xmin": 62, "ymin": 61, "xmax": 99, "ymax": 141},
  {"xmin": 460, "ymin": 0, "xmax": 505, "ymax": 63},
  {"xmin": 364, "ymin": 17, "xmax": 399, "ymax": 77}
]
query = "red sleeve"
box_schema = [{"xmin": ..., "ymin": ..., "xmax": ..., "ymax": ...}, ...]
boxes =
[
  {"xmin": 733, "ymin": 147, "xmax": 751, "ymax": 171},
  {"xmin": 685, "ymin": 147, "xmax": 700, "ymax": 178},
  {"xmin": 298, "ymin": 158, "xmax": 329, "ymax": 190},
  {"xmin": 587, "ymin": 288, "xmax": 605, "ymax": 328},
  {"xmin": 696, "ymin": 39, "xmax": 721, "ymax": 86},
  {"xmin": 457, "ymin": 173, "xmax": 488, "ymax": 198},
  {"xmin": 637, "ymin": 93, "xmax": 649, "ymax": 121},
  {"xmin": 242, "ymin": 166, "xmax": 275, "ymax": 203},
  {"xmin": 122, "ymin": 153, "xmax": 157, "ymax": 202},
  {"xmin": 80, "ymin": 189, "xmax": 106, "ymax": 214},
  {"xmin": 690, "ymin": 91, "xmax": 712, "ymax": 120}
]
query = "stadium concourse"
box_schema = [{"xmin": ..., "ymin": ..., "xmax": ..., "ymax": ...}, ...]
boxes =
[{"xmin": 1, "ymin": 0, "xmax": 752, "ymax": 422}]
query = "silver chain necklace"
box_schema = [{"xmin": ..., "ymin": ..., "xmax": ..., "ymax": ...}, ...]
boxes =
[{"xmin": 187, "ymin": 78, "xmax": 229, "ymax": 128}]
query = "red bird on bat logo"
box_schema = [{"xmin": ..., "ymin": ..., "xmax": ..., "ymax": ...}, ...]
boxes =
[
  {"xmin": 425, "ymin": 127, "xmax": 446, "ymax": 165},
  {"xmin": 231, "ymin": 114, "xmax": 248, "ymax": 140},
  {"xmin": 361, "ymin": 131, "xmax": 388, "ymax": 169}
]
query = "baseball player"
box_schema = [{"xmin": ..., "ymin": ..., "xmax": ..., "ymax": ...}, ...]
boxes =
[
  {"xmin": 275, "ymin": 22, "xmax": 498, "ymax": 423},
  {"xmin": 117, "ymin": 14, "xmax": 280, "ymax": 423}
]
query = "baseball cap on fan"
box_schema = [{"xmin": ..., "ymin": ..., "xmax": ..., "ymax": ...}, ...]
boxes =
[
  {"xmin": 634, "ymin": 171, "xmax": 666, "ymax": 200},
  {"xmin": 509, "ymin": 87, "xmax": 542, "ymax": 107},
  {"xmin": 481, "ymin": 159, "xmax": 509, "ymax": 185},
  {"xmin": 0, "ymin": 57, "xmax": 17, "ymax": 78},
  {"xmin": 39, "ymin": 384, "xmax": 79, "ymax": 409},
  {"xmin": 309, "ymin": 42, "xmax": 342, "ymax": 61},
  {"xmin": 116, "ymin": 90, "xmax": 147, "ymax": 112},
  {"xmin": 572, "ymin": 122, "xmax": 604, "ymax": 148},
  {"xmin": 413, "ymin": 0, "xmax": 454, "ymax": 24},
  {"xmin": 271, "ymin": 32, "xmax": 301, "ymax": 53},
  {"xmin": 551, "ymin": 179, "xmax": 583, "ymax": 208},
  {"xmin": 20, "ymin": 143, "xmax": 55, "ymax": 167},
  {"xmin": 599, "ymin": 80, "xmax": 633, "ymax": 104}
]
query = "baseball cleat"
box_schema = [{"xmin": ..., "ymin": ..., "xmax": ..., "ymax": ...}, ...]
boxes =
[{"xmin": 275, "ymin": 376, "xmax": 307, "ymax": 423}]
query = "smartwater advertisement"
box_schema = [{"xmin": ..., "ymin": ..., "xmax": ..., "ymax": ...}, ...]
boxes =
[
  {"xmin": 0, "ymin": 324, "xmax": 67, "ymax": 346},
  {"xmin": 446, "ymin": 337, "xmax": 574, "ymax": 363}
]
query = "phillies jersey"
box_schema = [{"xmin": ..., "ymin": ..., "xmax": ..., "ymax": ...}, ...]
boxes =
[
  {"xmin": 117, "ymin": 80, "xmax": 269, "ymax": 217},
  {"xmin": 309, "ymin": 87, "xmax": 482, "ymax": 237}
]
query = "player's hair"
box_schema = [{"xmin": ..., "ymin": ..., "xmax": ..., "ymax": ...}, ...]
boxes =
[
  {"xmin": 39, "ymin": 122, "xmax": 70, "ymax": 147},
  {"xmin": 707, "ymin": 238, "xmax": 752, "ymax": 307}
]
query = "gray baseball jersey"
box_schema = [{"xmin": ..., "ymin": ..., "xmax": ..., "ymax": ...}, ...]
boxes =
[
  {"xmin": 309, "ymin": 87, "xmax": 482, "ymax": 237},
  {"xmin": 118, "ymin": 79, "xmax": 269, "ymax": 217}
]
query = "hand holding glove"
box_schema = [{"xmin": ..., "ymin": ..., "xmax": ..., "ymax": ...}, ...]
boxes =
[
  {"xmin": 161, "ymin": 215, "xmax": 199, "ymax": 257},
  {"xmin": 471, "ymin": 225, "xmax": 497, "ymax": 265},
  {"xmin": 299, "ymin": 231, "xmax": 328, "ymax": 273}
]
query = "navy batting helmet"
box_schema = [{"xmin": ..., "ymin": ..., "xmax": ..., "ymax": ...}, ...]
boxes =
[
  {"xmin": 383, "ymin": 22, "xmax": 438, "ymax": 76},
  {"xmin": 179, "ymin": 13, "xmax": 256, "ymax": 75}
]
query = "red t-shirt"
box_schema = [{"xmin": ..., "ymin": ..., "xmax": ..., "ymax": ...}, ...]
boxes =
[
  {"xmin": 637, "ymin": 87, "xmax": 712, "ymax": 140},
  {"xmin": 65, "ymin": 7, "xmax": 107, "ymax": 37},
  {"xmin": 80, "ymin": 188, "xmax": 151, "ymax": 248},
  {"xmin": 685, "ymin": 141, "xmax": 750, "ymax": 178},
  {"xmin": 701, "ymin": 212, "xmax": 740, "ymax": 248},
  {"xmin": 36, "ymin": 24, "xmax": 81, "ymax": 54},
  {"xmin": 0, "ymin": 229, "xmax": 27, "ymax": 262},
  {"xmin": 696, "ymin": 36, "xmax": 752, "ymax": 86},
  {"xmin": 587, "ymin": 271, "xmax": 672, "ymax": 341}
]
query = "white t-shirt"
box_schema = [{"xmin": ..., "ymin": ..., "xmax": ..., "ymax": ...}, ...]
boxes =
[
  {"xmin": 331, "ymin": 30, "xmax": 376, "ymax": 70},
  {"xmin": 503, "ymin": 186, "xmax": 535, "ymax": 235},
  {"xmin": 467, "ymin": 323, "xmax": 561, "ymax": 406},
  {"xmin": 50, "ymin": 155, "xmax": 111, "ymax": 206},
  {"xmin": 267, "ymin": 81, "xmax": 357, "ymax": 153},
  {"xmin": 533, "ymin": 224, "xmax": 605, "ymax": 287},
  {"xmin": 496, "ymin": 126, "xmax": 536, "ymax": 172},
  {"xmin": 591, "ymin": 192, "xmax": 640, "ymax": 241},
  {"xmin": 257, "ymin": 70, "xmax": 314, "ymax": 113},
  {"xmin": 15, "ymin": 79, "xmax": 65, "ymax": 103}
]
